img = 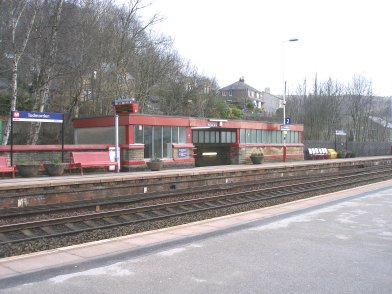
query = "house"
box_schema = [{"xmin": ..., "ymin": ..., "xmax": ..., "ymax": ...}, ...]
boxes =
[
  {"xmin": 368, "ymin": 116, "xmax": 392, "ymax": 142},
  {"xmin": 261, "ymin": 87, "xmax": 282, "ymax": 114},
  {"xmin": 219, "ymin": 77, "xmax": 263, "ymax": 110}
]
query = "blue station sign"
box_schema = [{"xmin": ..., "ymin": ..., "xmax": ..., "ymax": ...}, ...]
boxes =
[
  {"xmin": 178, "ymin": 148, "xmax": 188, "ymax": 158},
  {"xmin": 12, "ymin": 111, "xmax": 64, "ymax": 123}
]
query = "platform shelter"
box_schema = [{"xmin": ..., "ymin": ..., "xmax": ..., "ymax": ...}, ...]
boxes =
[{"xmin": 72, "ymin": 110, "xmax": 304, "ymax": 170}]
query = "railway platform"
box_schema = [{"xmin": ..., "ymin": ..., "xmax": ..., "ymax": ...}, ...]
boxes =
[
  {"xmin": 0, "ymin": 176, "xmax": 391, "ymax": 292},
  {"xmin": 1, "ymin": 156, "xmax": 392, "ymax": 210}
]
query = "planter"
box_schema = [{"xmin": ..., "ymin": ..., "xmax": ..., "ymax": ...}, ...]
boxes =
[
  {"xmin": 17, "ymin": 164, "xmax": 40, "ymax": 177},
  {"xmin": 250, "ymin": 155, "xmax": 264, "ymax": 164},
  {"xmin": 147, "ymin": 161, "xmax": 163, "ymax": 171},
  {"xmin": 44, "ymin": 163, "xmax": 66, "ymax": 176}
]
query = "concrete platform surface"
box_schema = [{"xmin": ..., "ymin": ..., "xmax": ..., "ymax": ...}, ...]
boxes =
[{"xmin": 0, "ymin": 180, "xmax": 391, "ymax": 293}]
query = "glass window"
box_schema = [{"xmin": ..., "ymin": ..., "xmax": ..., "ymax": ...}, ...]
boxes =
[
  {"xmin": 271, "ymin": 131, "xmax": 277, "ymax": 143},
  {"xmin": 257, "ymin": 130, "xmax": 262, "ymax": 143},
  {"xmin": 204, "ymin": 131, "xmax": 210, "ymax": 143},
  {"xmin": 179, "ymin": 127, "xmax": 186, "ymax": 143},
  {"xmin": 198, "ymin": 130, "xmax": 204, "ymax": 143},
  {"xmin": 294, "ymin": 131, "xmax": 299, "ymax": 143},
  {"xmin": 231, "ymin": 131, "xmax": 236, "ymax": 143},
  {"xmin": 265, "ymin": 130, "xmax": 272, "ymax": 143},
  {"xmin": 246, "ymin": 129, "xmax": 251, "ymax": 143},
  {"xmin": 289, "ymin": 131, "xmax": 295, "ymax": 143},
  {"xmin": 227, "ymin": 131, "xmax": 232, "ymax": 143},
  {"xmin": 250, "ymin": 129, "xmax": 257, "ymax": 143},
  {"xmin": 192, "ymin": 130, "xmax": 198, "ymax": 143},
  {"xmin": 76, "ymin": 126, "xmax": 125, "ymax": 144},
  {"xmin": 277, "ymin": 131, "xmax": 282, "ymax": 143},
  {"xmin": 240, "ymin": 129, "xmax": 246, "ymax": 143},
  {"xmin": 134, "ymin": 125, "xmax": 143, "ymax": 143},
  {"xmin": 144, "ymin": 125, "xmax": 152, "ymax": 158},
  {"xmin": 221, "ymin": 131, "xmax": 227, "ymax": 143},
  {"xmin": 153, "ymin": 126, "xmax": 162, "ymax": 158},
  {"xmin": 163, "ymin": 127, "xmax": 171, "ymax": 158},
  {"xmin": 210, "ymin": 131, "xmax": 216, "ymax": 143},
  {"xmin": 173, "ymin": 127, "xmax": 179, "ymax": 143}
]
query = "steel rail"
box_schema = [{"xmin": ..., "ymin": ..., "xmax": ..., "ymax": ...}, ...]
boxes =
[{"xmin": 0, "ymin": 167, "xmax": 391, "ymax": 246}]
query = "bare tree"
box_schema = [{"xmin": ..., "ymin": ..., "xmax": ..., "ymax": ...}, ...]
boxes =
[
  {"xmin": 58, "ymin": 0, "xmax": 116, "ymax": 121},
  {"xmin": 131, "ymin": 36, "xmax": 175, "ymax": 113},
  {"xmin": 345, "ymin": 75, "xmax": 374, "ymax": 142},
  {"xmin": 27, "ymin": 0, "xmax": 64, "ymax": 144},
  {"xmin": 288, "ymin": 75, "xmax": 344, "ymax": 141},
  {"xmin": 319, "ymin": 78, "xmax": 345, "ymax": 139},
  {"xmin": 1, "ymin": 0, "xmax": 40, "ymax": 145},
  {"xmin": 0, "ymin": 0, "xmax": 225, "ymax": 143}
]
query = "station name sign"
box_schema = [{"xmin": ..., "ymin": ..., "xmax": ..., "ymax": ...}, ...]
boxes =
[
  {"xmin": 335, "ymin": 130, "xmax": 347, "ymax": 136},
  {"xmin": 12, "ymin": 111, "xmax": 64, "ymax": 123},
  {"xmin": 280, "ymin": 125, "xmax": 290, "ymax": 131}
]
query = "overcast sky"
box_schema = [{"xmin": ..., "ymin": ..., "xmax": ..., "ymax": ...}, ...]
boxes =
[{"xmin": 127, "ymin": 0, "xmax": 391, "ymax": 96}]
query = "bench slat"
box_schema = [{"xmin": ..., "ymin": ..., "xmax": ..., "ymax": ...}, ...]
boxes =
[
  {"xmin": 308, "ymin": 148, "xmax": 328, "ymax": 160},
  {"xmin": 0, "ymin": 156, "xmax": 15, "ymax": 178},
  {"xmin": 70, "ymin": 152, "xmax": 116, "ymax": 175}
]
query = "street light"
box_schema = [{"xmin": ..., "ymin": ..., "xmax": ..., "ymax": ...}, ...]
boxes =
[{"xmin": 282, "ymin": 38, "xmax": 299, "ymax": 162}]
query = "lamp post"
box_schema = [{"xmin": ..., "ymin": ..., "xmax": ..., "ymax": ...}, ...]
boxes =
[{"xmin": 282, "ymin": 38, "xmax": 299, "ymax": 162}]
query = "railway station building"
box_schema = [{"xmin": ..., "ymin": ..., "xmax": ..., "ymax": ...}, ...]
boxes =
[{"xmin": 73, "ymin": 111, "xmax": 304, "ymax": 171}]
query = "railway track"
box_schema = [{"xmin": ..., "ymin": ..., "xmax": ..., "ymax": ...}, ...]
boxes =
[
  {"xmin": 0, "ymin": 164, "xmax": 376, "ymax": 219},
  {"xmin": 1, "ymin": 164, "xmax": 391, "ymax": 251}
]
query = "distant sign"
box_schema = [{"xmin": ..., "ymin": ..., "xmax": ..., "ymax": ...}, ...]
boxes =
[
  {"xmin": 112, "ymin": 98, "xmax": 138, "ymax": 113},
  {"xmin": 178, "ymin": 148, "xmax": 188, "ymax": 158},
  {"xmin": 12, "ymin": 111, "xmax": 63, "ymax": 123},
  {"xmin": 284, "ymin": 117, "xmax": 291, "ymax": 125},
  {"xmin": 335, "ymin": 130, "xmax": 347, "ymax": 136},
  {"xmin": 280, "ymin": 125, "xmax": 290, "ymax": 131}
]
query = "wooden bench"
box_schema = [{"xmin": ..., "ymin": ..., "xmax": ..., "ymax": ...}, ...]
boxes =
[
  {"xmin": 69, "ymin": 151, "xmax": 117, "ymax": 175},
  {"xmin": 0, "ymin": 156, "xmax": 15, "ymax": 178},
  {"xmin": 308, "ymin": 148, "xmax": 328, "ymax": 160}
]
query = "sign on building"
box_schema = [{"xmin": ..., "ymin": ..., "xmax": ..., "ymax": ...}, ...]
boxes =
[{"xmin": 178, "ymin": 148, "xmax": 188, "ymax": 158}]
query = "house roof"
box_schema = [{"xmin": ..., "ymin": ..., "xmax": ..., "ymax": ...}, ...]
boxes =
[
  {"xmin": 220, "ymin": 77, "xmax": 261, "ymax": 93},
  {"xmin": 369, "ymin": 116, "xmax": 392, "ymax": 129}
]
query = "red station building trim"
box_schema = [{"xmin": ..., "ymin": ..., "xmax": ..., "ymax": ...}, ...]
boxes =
[
  {"xmin": 72, "ymin": 114, "xmax": 304, "ymax": 164},
  {"xmin": 73, "ymin": 114, "xmax": 304, "ymax": 135},
  {"xmin": 0, "ymin": 144, "xmax": 113, "ymax": 152}
]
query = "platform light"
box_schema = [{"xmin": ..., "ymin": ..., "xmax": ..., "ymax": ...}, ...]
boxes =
[
  {"xmin": 208, "ymin": 119, "xmax": 228, "ymax": 122},
  {"xmin": 191, "ymin": 126, "xmax": 210, "ymax": 129},
  {"xmin": 202, "ymin": 152, "xmax": 217, "ymax": 156},
  {"xmin": 282, "ymin": 38, "xmax": 299, "ymax": 162}
]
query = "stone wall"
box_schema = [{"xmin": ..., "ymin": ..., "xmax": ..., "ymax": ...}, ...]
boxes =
[{"xmin": 236, "ymin": 144, "xmax": 304, "ymax": 163}]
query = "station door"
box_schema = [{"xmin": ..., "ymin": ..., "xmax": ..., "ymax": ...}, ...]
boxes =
[{"xmin": 192, "ymin": 128, "xmax": 236, "ymax": 167}]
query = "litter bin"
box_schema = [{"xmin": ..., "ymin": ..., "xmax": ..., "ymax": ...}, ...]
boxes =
[
  {"xmin": 327, "ymin": 149, "xmax": 337, "ymax": 159},
  {"xmin": 108, "ymin": 147, "xmax": 120, "ymax": 171}
]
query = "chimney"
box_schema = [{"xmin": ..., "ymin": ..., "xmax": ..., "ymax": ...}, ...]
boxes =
[{"xmin": 239, "ymin": 76, "xmax": 245, "ymax": 82}]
